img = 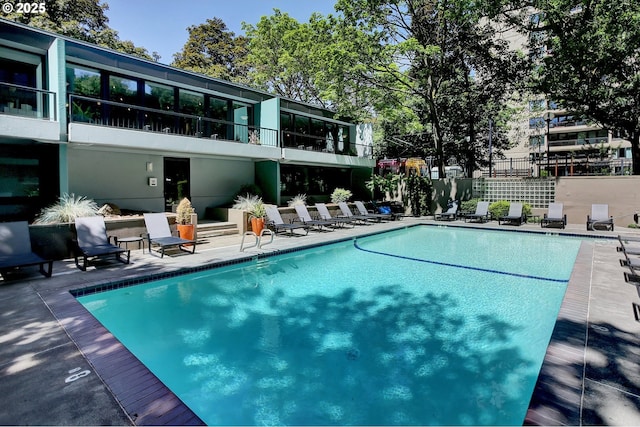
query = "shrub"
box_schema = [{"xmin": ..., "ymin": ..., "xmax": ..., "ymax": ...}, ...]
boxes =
[
  {"xmin": 331, "ymin": 188, "xmax": 352, "ymax": 203},
  {"xmin": 232, "ymin": 194, "xmax": 261, "ymax": 211},
  {"xmin": 461, "ymin": 198, "xmax": 481, "ymax": 213},
  {"xmin": 34, "ymin": 193, "xmax": 99, "ymax": 224},
  {"xmin": 287, "ymin": 194, "xmax": 307, "ymax": 207},
  {"xmin": 234, "ymin": 183, "xmax": 262, "ymax": 200}
]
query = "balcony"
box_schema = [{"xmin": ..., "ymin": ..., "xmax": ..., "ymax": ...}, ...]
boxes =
[
  {"xmin": 0, "ymin": 82, "xmax": 59, "ymax": 141},
  {"xmin": 67, "ymin": 95, "xmax": 374, "ymax": 167}
]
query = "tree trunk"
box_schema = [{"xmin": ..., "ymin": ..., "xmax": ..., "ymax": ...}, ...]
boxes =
[{"xmin": 632, "ymin": 130, "xmax": 640, "ymax": 175}]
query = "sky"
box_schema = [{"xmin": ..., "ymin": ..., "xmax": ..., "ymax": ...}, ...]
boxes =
[{"xmin": 105, "ymin": 0, "xmax": 338, "ymax": 64}]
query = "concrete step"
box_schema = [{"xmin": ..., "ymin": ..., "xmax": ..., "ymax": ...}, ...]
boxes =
[{"xmin": 195, "ymin": 221, "xmax": 239, "ymax": 239}]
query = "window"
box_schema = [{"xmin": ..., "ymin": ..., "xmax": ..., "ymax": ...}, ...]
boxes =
[
  {"xmin": 108, "ymin": 75, "xmax": 138, "ymax": 127},
  {"xmin": 529, "ymin": 117, "xmax": 544, "ymax": 129},
  {"xmin": 281, "ymin": 113, "xmax": 294, "ymax": 147},
  {"xmin": 1, "ymin": 58, "xmax": 38, "ymax": 117},
  {"xmin": 233, "ymin": 102, "xmax": 252, "ymax": 142},
  {"xmin": 179, "ymin": 89, "xmax": 204, "ymax": 136},
  {"xmin": 143, "ymin": 81, "xmax": 174, "ymax": 132},
  {"xmin": 66, "ymin": 65, "xmax": 101, "ymax": 123}
]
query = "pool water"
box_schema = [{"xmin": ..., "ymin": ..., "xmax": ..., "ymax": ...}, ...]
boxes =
[{"xmin": 78, "ymin": 226, "xmax": 581, "ymax": 425}]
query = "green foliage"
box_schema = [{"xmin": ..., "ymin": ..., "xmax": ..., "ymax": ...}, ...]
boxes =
[
  {"xmin": 461, "ymin": 198, "xmax": 481, "ymax": 213},
  {"xmin": 5, "ymin": 0, "xmax": 157, "ymax": 61},
  {"xmin": 176, "ymin": 198, "xmax": 194, "ymax": 225},
  {"xmin": 527, "ymin": 0, "xmax": 640, "ymax": 174},
  {"xmin": 404, "ymin": 174, "xmax": 432, "ymax": 216},
  {"xmin": 34, "ymin": 193, "xmax": 98, "ymax": 224},
  {"xmin": 331, "ymin": 188, "xmax": 353, "ymax": 203},
  {"xmin": 234, "ymin": 184, "xmax": 262, "ymax": 201},
  {"xmin": 366, "ymin": 174, "xmax": 402, "ymax": 198},
  {"xmin": 172, "ymin": 18, "xmax": 249, "ymax": 83},
  {"xmin": 232, "ymin": 194, "xmax": 261, "ymax": 211}
]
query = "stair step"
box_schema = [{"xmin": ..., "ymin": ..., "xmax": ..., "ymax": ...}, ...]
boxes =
[{"xmin": 195, "ymin": 221, "xmax": 239, "ymax": 238}]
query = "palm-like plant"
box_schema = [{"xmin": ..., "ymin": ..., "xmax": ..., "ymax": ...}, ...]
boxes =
[
  {"xmin": 34, "ymin": 193, "xmax": 99, "ymax": 224},
  {"xmin": 287, "ymin": 194, "xmax": 307, "ymax": 207}
]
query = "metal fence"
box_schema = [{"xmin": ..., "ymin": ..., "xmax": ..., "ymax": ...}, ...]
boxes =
[{"xmin": 482, "ymin": 155, "xmax": 633, "ymax": 178}]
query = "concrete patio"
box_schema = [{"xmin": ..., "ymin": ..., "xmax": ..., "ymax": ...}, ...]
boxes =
[{"xmin": 1, "ymin": 217, "xmax": 639, "ymax": 425}]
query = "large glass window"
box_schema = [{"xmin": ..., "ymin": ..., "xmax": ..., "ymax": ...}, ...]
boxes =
[
  {"xmin": 179, "ymin": 89, "xmax": 204, "ymax": 136},
  {"xmin": 66, "ymin": 65, "xmax": 101, "ymax": 122},
  {"xmin": 280, "ymin": 164, "xmax": 350, "ymax": 196},
  {"xmin": 208, "ymin": 96, "xmax": 228, "ymax": 139},
  {"xmin": 1, "ymin": 58, "xmax": 38, "ymax": 118},
  {"xmin": 109, "ymin": 75, "xmax": 139, "ymax": 127},
  {"xmin": 281, "ymin": 113, "xmax": 294, "ymax": 147},
  {"xmin": 144, "ymin": 81, "xmax": 174, "ymax": 132},
  {"xmin": 233, "ymin": 102, "xmax": 252, "ymax": 142}
]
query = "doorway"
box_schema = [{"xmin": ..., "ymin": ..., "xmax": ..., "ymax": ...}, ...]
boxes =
[{"xmin": 164, "ymin": 157, "xmax": 190, "ymax": 212}]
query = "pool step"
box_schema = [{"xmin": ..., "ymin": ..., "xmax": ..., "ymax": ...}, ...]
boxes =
[{"xmin": 195, "ymin": 221, "xmax": 239, "ymax": 240}]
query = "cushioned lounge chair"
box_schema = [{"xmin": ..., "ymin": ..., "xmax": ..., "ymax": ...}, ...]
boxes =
[
  {"xmin": 143, "ymin": 213, "xmax": 196, "ymax": 258},
  {"xmin": 315, "ymin": 203, "xmax": 354, "ymax": 227},
  {"xmin": 499, "ymin": 202, "xmax": 525, "ymax": 226},
  {"xmin": 294, "ymin": 204, "xmax": 336, "ymax": 230},
  {"xmin": 0, "ymin": 221, "xmax": 53, "ymax": 278},
  {"xmin": 265, "ymin": 205, "xmax": 309, "ymax": 236},
  {"xmin": 338, "ymin": 202, "xmax": 375, "ymax": 224},
  {"xmin": 587, "ymin": 204, "xmax": 614, "ymax": 231},
  {"xmin": 464, "ymin": 201, "xmax": 490, "ymax": 223},
  {"xmin": 354, "ymin": 201, "xmax": 393, "ymax": 221},
  {"xmin": 74, "ymin": 216, "xmax": 130, "ymax": 271},
  {"xmin": 435, "ymin": 201, "xmax": 458, "ymax": 221},
  {"xmin": 541, "ymin": 202, "xmax": 567, "ymax": 229}
]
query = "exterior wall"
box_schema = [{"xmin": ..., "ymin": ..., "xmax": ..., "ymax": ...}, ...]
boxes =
[
  {"xmin": 68, "ymin": 147, "xmax": 254, "ymax": 216},
  {"xmin": 555, "ymin": 176, "xmax": 640, "ymax": 226}
]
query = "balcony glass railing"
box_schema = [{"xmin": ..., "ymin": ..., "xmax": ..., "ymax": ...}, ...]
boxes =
[
  {"xmin": 548, "ymin": 136, "xmax": 608, "ymax": 147},
  {"xmin": 281, "ymin": 130, "xmax": 371, "ymax": 158},
  {"xmin": 68, "ymin": 95, "xmax": 278, "ymax": 147},
  {"xmin": 0, "ymin": 82, "xmax": 56, "ymax": 120}
]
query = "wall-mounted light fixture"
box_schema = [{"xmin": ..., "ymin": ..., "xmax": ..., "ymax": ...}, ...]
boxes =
[{"xmin": 146, "ymin": 162, "xmax": 153, "ymax": 172}]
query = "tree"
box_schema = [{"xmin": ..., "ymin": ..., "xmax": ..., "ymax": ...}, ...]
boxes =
[
  {"xmin": 526, "ymin": 0, "xmax": 640, "ymax": 174},
  {"xmin": 172, "ymin": 18, "xmax": 249, "ymax": 83},
  {"xmin": 336, "ymin": 0, "xmax": 528, "ymax": 177},
  {"xmin": 4, "ymin": 0, "xmax": 158, "ymax": 61}
]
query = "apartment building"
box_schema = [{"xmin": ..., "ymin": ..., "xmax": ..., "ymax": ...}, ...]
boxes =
[
  {"xmin": 490, "ymin": 11, "xmax": 632, "ymax": 178},
  {"xmin": 0, "ymin": 19, "xmax": 374, "ymax": 222}
]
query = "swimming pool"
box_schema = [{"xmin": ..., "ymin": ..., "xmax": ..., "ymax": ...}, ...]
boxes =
[{"xmin": 77, "ymin": 226, "xmax": 582, "ymax": 425}]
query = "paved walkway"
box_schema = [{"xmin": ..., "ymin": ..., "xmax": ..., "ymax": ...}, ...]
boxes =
[{"xmin": 1, "ymin": 217, "xmax": 639, "ymax": 425}]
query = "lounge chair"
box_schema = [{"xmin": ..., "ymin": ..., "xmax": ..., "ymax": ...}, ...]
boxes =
[
  {"xmin": 499, "ymin": 202, "xmax": 525, "ymax": 226},
  {"xmin": 464, "ymin": 201, "xmax": 490, "ymax": 223},
  {"xmin": 315, "ymin": 203, "xmax": 354, "ymax": 227},
  {"xmin": 435, "ymin": 200, "xmax": 458, "ymax": 221},
  {"xmin": 354, "ymin": 201, "xmax": 393, "ymax": 221},
  {"xmin": 74, "ymin": 216, "xmax": 130, "ymax": 271},
  {"xmin": 143, "ymin": 213, "xmax": 196, "ymax": 258},
  {"xmin": 294, "ymin": 204, "xmax": 336, "ymax": 230},
  {"xmin": 0, "ymin": 221, "xmax": 52, "ymax": 277},
  {"xmin": 541, "ymin": 202, "xmax": 567, "ymax": 229},
  {"xmin": 338, "ymin": 202, "xmax": 375, "ymax": 224},
  {"xmin": 587, "ymin": 204, "xmax": 614, "ymax": 231},
  {"xmin": 264, "ymin": 205, "xmax": 309, "ymax": 236}
]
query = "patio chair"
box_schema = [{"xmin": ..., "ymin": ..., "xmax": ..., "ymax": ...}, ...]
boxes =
[
  {"xmin": 541, "ymin": 202, "xmax": 567, "ymax": 229},
  {"xmin": 435, "ymin": 200, "xmax": 459, "ymax": 221},
  {"xmin": 264, "ymin": 205, "xmax": 309, "ymax": 236},
  {"xmin": 337, "ymin": 202, "xmax": 375, "ymax": 224},
  {"xmin": 499, "ymin": 202, "xmax": 525, "ymax": 226},
  {"xmin": 355, "ymin": 201, "xmax": 393, "ymax": 221},
  {"xmin": 315, "ymin": 203, "xmax": 354, "ymax": 228},
  {"xmin": 143, "ymin": 213, "xmax": 196, "ymax": 258},
  {"xmin": 74, "ymin": 216, "xmax": 130, "ymax": 271},
  {"xmin": 294, "ymin": 204, "xmax": 336, "ymax": 231},
  {"xmin": 587, "ymin": 204, "xmax": 614, "ymax": 231},
  {"xmin": 464, "ymin": 201, "xmax": 490, "ymax": 223},
  {"xmin": 0, "ymin": 221, "xmax": 52, "ymax": 278}
]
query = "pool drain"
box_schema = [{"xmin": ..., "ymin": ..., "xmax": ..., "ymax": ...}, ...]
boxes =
[{"xmin": 346, "ymin": 348, "xmax": 360, "ymax": 360}]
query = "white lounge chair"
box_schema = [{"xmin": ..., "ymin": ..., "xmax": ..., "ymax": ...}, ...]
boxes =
[
  {"xmin": 75, "ymin": 216, "xmax": 130, "ymax": 270},
  {"xmin": 143, "ymin": 213, "xmax": 196, "ymax": 258},
  {"xmin": 541, "ymin": 203, "xmax": 566, "ymax": 229},
  {"xmin": 294, "ymin": 204, "xmax": 335, "ymax": 230},
  {"xmin": 499, "ymin": 202, "xmax": 525, "ymax": 226},
  {"xmin": 435, "ymin": 200, "xmax": 459, "ymax": 221},
  {"xmin": 315, "ymin": 203, "xmax": 353, "ymax": 227},
  {"xmin": 587, "ymin": 204, "xmax": 614, "ymax": 231},
  {"xmin": 464, "ymin": 201, "xmax": 490, "ymax": 223}
]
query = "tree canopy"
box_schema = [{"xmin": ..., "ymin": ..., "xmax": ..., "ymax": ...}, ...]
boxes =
[
  {"xmin": 526, "ymin": 0, "xmax": 640, "ymax": 174},
  {"xmin": 171, "ymin": 18, "xmax": 249, "ymax": 83}
]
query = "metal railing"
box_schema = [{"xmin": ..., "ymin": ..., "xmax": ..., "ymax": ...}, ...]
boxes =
[
  {"xmin": 0, "ymin": 82, "xmax": 57, "ymax": 120},
  {"xmin": 68, "ymin": 95, "xmax": 278, "ymax": 147},
  {"xmin": 281, "ymin": 129, "xmax": 373, "ymax": 158},
  {"xmin": 482, "ymin": 155, "xmax": 633, "ymax": 177}
]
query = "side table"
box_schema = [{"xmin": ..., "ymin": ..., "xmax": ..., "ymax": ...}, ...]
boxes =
[{"xmin": 117, "ymin": 236, "xmax": 145, "ymax": 253}]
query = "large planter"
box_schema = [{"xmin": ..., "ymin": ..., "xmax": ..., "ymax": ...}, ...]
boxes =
[
  {"xmin": 177, "ymin": 224, "xmax": 195, "ymax": 245},
  {"xmin": 250, "ymin": 217, "xmax": 265, "ymax": 235}
]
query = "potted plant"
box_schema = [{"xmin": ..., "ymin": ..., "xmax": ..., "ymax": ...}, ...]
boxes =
[
  {"xmin": 248, "ymin": 199, "xmax": 267, "ymax": 235},
  {"xmin": 176, "ymin": 197, "xmax": 195, "ymax": 243}
]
